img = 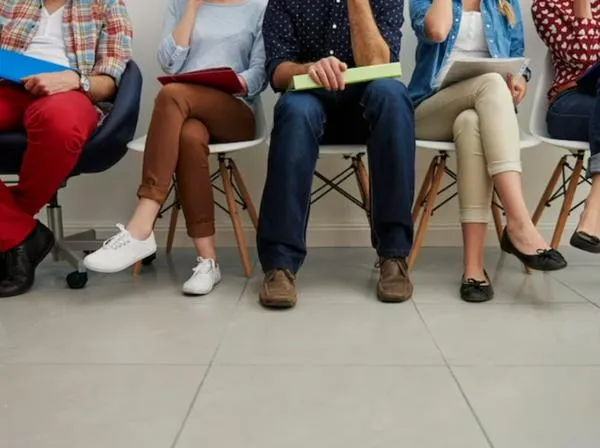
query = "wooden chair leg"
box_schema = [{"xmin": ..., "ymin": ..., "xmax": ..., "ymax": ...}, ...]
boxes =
[
  {"xmin": 551, "ymin": 155, "xmax": 584, "ymax": 249},
  {"xmin": 132, "ymin": 261, "xmax": 142, "ymax": 276},
  {"xmin": 354, "ymin": 156, "xmax": 371, "ymax": 217},
  {"xmin": 408, "ymin": 155, "xmax": 447, "ymax": 270},
  {"xmin": 491, "ymin": 191, "xmax": 504, "ymax": 244},
  {"xmin": 166, "ymin": 203, "xmax": 180, "ymax": 255},
  {"xmin": 412, "ymin": 157, "xmax": 436, "ymax": 222},
  {"xmin": 532, "ymin": 156, "xmax": 567, "ymax": 226},
  {"xmin": 230, "ymin": 159, "xmax": 259, "ymax": 230},
  {"xmin": 220, "ymin": 158, "xmax": 253, "ymax": 277}
]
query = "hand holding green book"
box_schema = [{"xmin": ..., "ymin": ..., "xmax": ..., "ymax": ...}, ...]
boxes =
[{"xmin": 289, "ymin": 62, "xmax": 402, "ymax": 91}]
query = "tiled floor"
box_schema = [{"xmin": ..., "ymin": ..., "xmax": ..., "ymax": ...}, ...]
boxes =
[{"xmin": 1, "ymin": 247, "xmax": 599, "ymax": 448}]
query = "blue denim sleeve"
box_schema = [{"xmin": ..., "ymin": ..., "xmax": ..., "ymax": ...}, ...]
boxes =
[
  {"xmin": 509, "ymin": 0, "xmax": 525, "ymax": 57},
  {"xmin": 509, "ymin": 0, "xmax": 531, "ymax": 80},
  {"xmin": 157, "ymin": 0, "xmax": 190, "ymax": 74},
  {"xmin": 372, "ymin": 0, "xmax": 405, "ymax": 61},
  {"xmin": 409, "ymin": 0, "xmax": 435, "ymax": 43},
  {"xmin": 263, "ymin": 0, "xmax": 299, "ymax": 91}
]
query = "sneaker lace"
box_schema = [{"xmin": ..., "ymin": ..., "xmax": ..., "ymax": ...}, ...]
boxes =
[
  {"xmin": 102, "ymin": 224, "xmax": 131, "ymax": 250},
  {"xmin": 192, "ymin": 257, "xmax": 214, "ymax": 276}
]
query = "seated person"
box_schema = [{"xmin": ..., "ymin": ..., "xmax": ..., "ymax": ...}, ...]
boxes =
[
  {"xmin": 257, "ymin": 0, "xmax": 416, "ymax": 309},
  {"xmin": 84, "ymin": 0, "xmax": 267, "ymax": 295},
  {"xmin": 0, "ymin": 0, "xmax": 132, "ymax": 298},
  {"xmin": 408, "ymin": 0, "xmax": 567, "ymax": 303},
  {"xmin": 532, "ymin": 0, "xmax": 600, "ymax": 253}
]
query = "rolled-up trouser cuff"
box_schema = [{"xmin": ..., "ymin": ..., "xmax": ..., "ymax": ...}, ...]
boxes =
[
  {"xmin": 137, "ymin": 183, "xmax": 170, "ymax": 205},
  {"xmin": 186, "ymin": 220, "xmax": 215, "ymax": 239},
  {"xmin": 488, "ymin": 160, "xmax": 522, "ymax": 177},
  {"xmin": 588, "ymin": 153, "xmax": 600, "ymax": 176},
  {"xmin": 460, "ymin": 208, "xmax": 491, "ymax": 224}
]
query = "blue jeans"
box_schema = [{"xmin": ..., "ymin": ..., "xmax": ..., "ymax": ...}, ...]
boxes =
[
  {"xmin": 257, "ymin": 79, "xmax": 416, "ymax": 273},
  {"xmin": 547, "ymin": 85, "xmax": 600, "ymax": 174}
]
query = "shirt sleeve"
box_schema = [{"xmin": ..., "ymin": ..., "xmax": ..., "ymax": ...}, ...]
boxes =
[
  {"xmin": 157, "ymin": 0, "xmax": 190, "ymax": 74},
  {"xmin": 238, "ymin": 9, "xmax": 268, "ymax": 98},
  {"xmin": 262, "ymin": 0, "xmax": 299, "ymax": 91},
  {"xmin": 372, "ymin": 0, "xmax": 404, "ymax": 61},
  {"xmin": 92, "ymin": 0, "xmax": 133, "ymax": 84},
  {"xmin": 409, "ymin": 0, "xmax": 435, "ymax": 44},
  {"xmin": 532, "ymin": 0, "xmax": 600, "ymax": 71}
]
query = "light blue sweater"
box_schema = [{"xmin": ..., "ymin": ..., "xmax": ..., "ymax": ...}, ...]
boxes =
[{"xmin": 158, "ymin": 0, "xmax": 267, "ymax": 102}]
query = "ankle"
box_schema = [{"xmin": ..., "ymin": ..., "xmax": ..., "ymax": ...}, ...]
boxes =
[{"xmin": 126, "ymin": 223, "xmax": 152, "ymax": 241}]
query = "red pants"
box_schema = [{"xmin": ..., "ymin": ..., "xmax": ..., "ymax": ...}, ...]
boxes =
[{"xmin": 0, "ymin": 84, "xmax": 98, "ymax": 251}]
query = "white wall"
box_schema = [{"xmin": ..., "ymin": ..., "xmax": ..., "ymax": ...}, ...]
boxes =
[{"xmin": 58, "ymin": 0, "xmax": 586, "ymax": 247}]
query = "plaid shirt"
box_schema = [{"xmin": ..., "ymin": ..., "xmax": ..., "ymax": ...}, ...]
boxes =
[{"xmin": 0, "ymin": 0, "xmax": 132, "ymax": 84}]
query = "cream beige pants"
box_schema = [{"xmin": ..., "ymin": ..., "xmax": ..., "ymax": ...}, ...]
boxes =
[{"xmin": 415, "ymin": 73, "xmax": 522, "ymax": 223}]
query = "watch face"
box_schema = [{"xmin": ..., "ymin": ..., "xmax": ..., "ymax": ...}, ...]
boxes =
[{"xmin": 81, "ymin": 76, "xmax": 91, "ymax": 92}]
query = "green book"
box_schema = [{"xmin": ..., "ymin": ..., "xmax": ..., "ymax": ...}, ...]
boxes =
[{"xmin": 289, "ymin": 62, "xmax": 402, "ymax": 91}]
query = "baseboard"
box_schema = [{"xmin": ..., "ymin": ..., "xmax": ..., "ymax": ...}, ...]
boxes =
[{"xmin": 60, "ymin": 222, "xmax": 578, "ymax": 248}]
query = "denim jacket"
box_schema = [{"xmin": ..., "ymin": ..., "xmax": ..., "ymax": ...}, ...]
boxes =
[{"xmin": 408, "ymin": 0, "xmax": 528, "ymax": 106}]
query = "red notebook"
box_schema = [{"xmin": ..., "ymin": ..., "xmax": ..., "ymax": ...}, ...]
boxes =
[{"xmin": 157, "ymin": 67, "xmax": 244, "ymax": 94}]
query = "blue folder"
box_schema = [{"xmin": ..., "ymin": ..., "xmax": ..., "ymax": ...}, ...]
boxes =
[{"xmin": 0, "ymin": 49, "xmax": 72, "ymax": 83}]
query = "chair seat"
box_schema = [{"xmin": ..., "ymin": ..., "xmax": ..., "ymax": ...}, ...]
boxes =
[
  {"xmin": 417, "ymin": 131, "xmax": 539, "ymax": 152},
  {"xmin": 535, "ymin": 136, "xmax": 589, "ymax": 153},
  {"xmin": 127, "ymin": 134, "xmax": 265, "ymax": 155},
  {"xmin": 319, "ymin": 144, "xmax": 366, "ymax": 155}
]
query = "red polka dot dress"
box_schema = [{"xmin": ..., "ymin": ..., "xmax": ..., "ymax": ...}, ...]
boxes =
[{"xmin": 532, "ymin": 0, "xmax": 600, "ymax": 100}]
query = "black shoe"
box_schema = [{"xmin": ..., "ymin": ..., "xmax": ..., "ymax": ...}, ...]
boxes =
[
  {"xmin": 500, "ymin": 228, "xmax": 567, "ymax": 271},
  {"xmin": 0, "ymin": 221, "xmax": 55, "ymax": 298},
  {"xmin": 460, "ymin": 271, "xmax": 494, "ymax": 303},
  {"xmin": 570, "ymin": 230, "xmax": 600, "ymax": 254}
]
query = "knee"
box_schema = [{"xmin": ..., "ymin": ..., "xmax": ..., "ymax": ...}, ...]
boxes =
[
  {"xmin": 28, "ymin": 107, "xmax": 89, "ymax": 153},
  {"xmin": 453, "ymin": 109, "xmax": 480, "ymax": 137},
  {"xmin": 362, "ymin": 79, "xmax": 411, "ymax": 109},
  {"xmin": 274, "ymin": 93, "xmax": 325, "ymax": 129},
  {"xmin": 476, "ymin": 73, "xmax": 512, "ymax": 102},
  {"xmin": 155, "ymin": 83, "xmax": 187, "ymax": 108}
]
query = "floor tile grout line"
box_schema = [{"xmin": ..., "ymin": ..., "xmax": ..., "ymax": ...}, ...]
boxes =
[
  {"xmin": 547, "ymin": 273, "xmax": 600, "ymax": 311},
  {"xmin": 410, "ymin": 300, "xmax": 496, "ymax": 448},
  {"xmin": 168, "ymin": 271, "xmax": 253, "ymax": 448}
]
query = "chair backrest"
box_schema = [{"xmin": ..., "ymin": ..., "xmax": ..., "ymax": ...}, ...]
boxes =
[
  {"xmin": 529, "ymin": 52, "xmax": 553, "ymax": 140},
  {"xmin": 253, "ymin": 95, "xmax": 268, "ymax": 142}
]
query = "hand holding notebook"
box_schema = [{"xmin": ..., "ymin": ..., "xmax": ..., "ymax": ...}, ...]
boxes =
[
  {"xmin": 289, "ymin": 62, "xmax": 402, "ymax": 91},
  {"xmin": 434, "ymin": 57, "xmax": 530, "ymax": 90},
  {"xmin": 157, "ymin": 67, "xmax": 245, "ymax": 95}
]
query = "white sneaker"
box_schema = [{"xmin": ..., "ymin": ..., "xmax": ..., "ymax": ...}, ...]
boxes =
[
  {"xmin": 182, "ymin": 257, "xmax": 221, "ymax": 295},
  {"xmin": 84, "ymin": 224, "xmax": 157, "ymax": 273}
]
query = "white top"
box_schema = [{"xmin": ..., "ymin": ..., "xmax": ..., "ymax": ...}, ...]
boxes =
[
  {"xmin": 24, "ymin": 6, "xmax": 70, "ymax": 67},
  {"xmin": 437, "ymin": 12, "xmax": 490, "ymax": 83}
]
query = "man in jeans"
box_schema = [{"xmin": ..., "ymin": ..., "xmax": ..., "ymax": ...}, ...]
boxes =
[
  {"xmin": 258, "ymin": 0, "xmax": 416, "ymax": 308},
  {"xmin": 0, "ymin": 0, "xmax": 132, "ymax": 297}
]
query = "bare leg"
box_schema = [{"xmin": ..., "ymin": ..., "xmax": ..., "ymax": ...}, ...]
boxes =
[
  {"xmin": 462, "ymin": 223, "xmax": 488, "ymax": 282},
  {"xmin": 577, "ymin": 175, "xmax": 600, "ymax": 236},
  {"xmin": 127, "ymin": 198, "xmax": 161, "ymax": 240},
  {"xmin": 493, "ymin": 171, "xmax": 549, "ymax": 253},
  {"xmin": 192, "ymin": 235, "xmax": 217, "ymax": 261}
]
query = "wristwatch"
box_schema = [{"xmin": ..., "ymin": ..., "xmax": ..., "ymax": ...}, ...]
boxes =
[{"xmin": 79, "ymin": 73, "xmax": 91, "ymax": 93}]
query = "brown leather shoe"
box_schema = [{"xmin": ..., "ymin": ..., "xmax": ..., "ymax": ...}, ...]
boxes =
[
  {"xmin": 377, "ymin": 258, "xmax": 413, "ymax": 303},
  {"xmin": 259, "ymin": 269, "xmax": 297, "ymax": 309}
]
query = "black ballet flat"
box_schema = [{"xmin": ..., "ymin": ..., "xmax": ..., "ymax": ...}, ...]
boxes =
[
  {"xmin": 460, "ymin": 271, "xmax": 494, "ymax": 303},
  {"xmin": 570, "ymin": 230, "xmax": 600, "ymax": 254},
  {"xmin": 500, "ymin": 229, "xmax": 567, "ymax": 271}
]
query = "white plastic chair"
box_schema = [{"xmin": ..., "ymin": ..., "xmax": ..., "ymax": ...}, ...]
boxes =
[
  {"xmin": 127, "ymin": 96, "xmax": 268, "ymax": 277},
  {"xmin": 529, "ymin": 52, "xmax": 590, "ymax": 249},
  {"xmin": 409, "ymin": 132, "xmax": 539, "ymax": 269}
]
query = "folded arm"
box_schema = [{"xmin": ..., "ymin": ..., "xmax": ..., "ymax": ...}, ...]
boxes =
[
  {"xmin": 532, "ymin": 0, "xmax": 600, "ymax": 70},
  {"xmin": 158, "ymin": 0, "xmax": 199, "ymax": 74},
  {"xmin": 348, "ymin": 0, "xmax": 403, "ymax": 65}
]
